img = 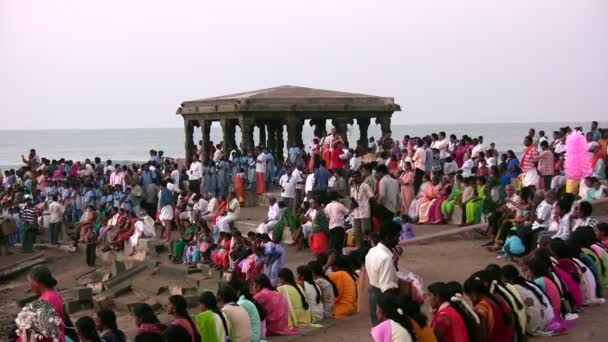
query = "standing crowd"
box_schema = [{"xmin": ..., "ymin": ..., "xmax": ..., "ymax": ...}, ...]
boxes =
[{"xmin": 5, "ymin": 120, "xmax": 608, "ymax": 342}]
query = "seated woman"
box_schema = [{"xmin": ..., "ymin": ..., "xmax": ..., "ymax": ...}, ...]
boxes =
[
  {"xmin": 211, "ymin": 232, "xmax": 232, "ymax": 269},
  {"xmin": 110, "ymin": 210, "xmax": 136, "ymax": 250},
  {"xmin": 465, "ymin": 176, "xmax": 487, "ymax": 225},
  {"xmin": 296, "ymin": 265, "xmax": 324, "ymax": 323},
  {"xmin": 427, "ymin": 176, "xmax": 452, "ymax": 224},
  {"xmin": 272, "ymin": 201, "xmax": 298, "ymax": 244},
  {"xmin": 427, "ymin": 282, "xmax": 476, "ymax": 342},
  {"xmin": 371, "ymin": 295, "xmax": 417, "ymax": 342},
  {"xmin": 417, "ymin": 175, "xmax": 439, "ymax": 224},
  {"xmin": 441, "ymin": 175, "xmax": 463, "ymax": 224},
  {"xmin": 277, "ymin": 268, "xmax": 313, "ymax": 328},
  {"xmin": 170, "ymin": 219, "xmax": 197, "ymax": 263},
  {"xmin": 328, "ymin": 255, "xmax": 358, "ymax": 318},
  {"xmin": 253, "ymin": 274, "xmax": 298, "ymax": 336},
  {"xmin": 195, "ymin": 291, "xmax": 230, "ymax": 342},
  {"xmin": 499, "ymin": 150, "xmax": 521, "ymax": 187}
]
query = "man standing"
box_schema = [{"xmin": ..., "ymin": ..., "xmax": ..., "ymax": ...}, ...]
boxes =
[
  {"xmin": 188, "ymin": 156, "xmax": 203, "ymax": 195},
  {"xmin": 256, "ymin": 197, "xmax": 280, "ymax": 234},
  {"xmin": 255, "ymin": 148, "xmax": 267, "ymax": 194},
  {"xmin": 375, "ymin": 165, "xmax": 401, "ymax": 219},
  {"xmin": 435, "ymin": 131, "xmax": 449, "ymax": 160},
  {"xmin": 48, "ymin": 195, "xmax": 65, "ymax": 245},
  {"xmin": 313, "ymin": 160, "xmax": 330, "ymax": 192},
  {"xmin": 365, "ymin": 220, "xmax": 401, "ymax": 325},
  {"xmin": 350, "ymin": 171, "xmax": 374, "ymax": 247},
  {"xmin": 324, "ymin": 193, "xmax": 349, "ymax": 255},
  {"xmin": 521, "ymin": 136, "xmax": 540, "ymax": 187},
  {"xmin": 279, "ymin": 166, "xmax": 297, "ymax": 210},
  {"xmin": 412, "ymin": 138, "xmax": 426, "ymax": 194},
  {"xmin": 538, "ymin": 141, "xmax": 555, "ymax": 191},
  {"xmin": 20, "ymin": 196, "xmax": 38, "ymax": 253}
]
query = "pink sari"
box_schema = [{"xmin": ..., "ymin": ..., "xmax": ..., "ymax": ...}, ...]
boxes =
[
  {"xmin": 17, "ymin": 290, "xmax": 66, "ymax": 342},
  {"xmin": 428, "ymin": 183, "xmax": 451, "ymax": 224},
  {"xmin": 417, "ymin": 184, "xmax": 437, "ymax": 224},
  {"xmin": 254, "ymin": 288, "xmax": 298, "ymax": 336},
  {"xmin": 399, "ymin": 171, "xmax": 415, "ymax": 214}
]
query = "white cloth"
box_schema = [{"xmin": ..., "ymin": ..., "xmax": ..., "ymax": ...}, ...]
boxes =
[
  {"xmin": 304, "ymin": 173, "xmax": 315, "ymax": 194},
  {"xmin": 435, "ymin": 138, "xmax": 450, "ymax": 159},
  {"xmin": 255, "ymin": 153, "xmax": 267, "ymax": 173},
  {"xmin": 292, "ymin": 168, "xmax": 304, "ymax": 190},
  {"xmin": 377, "ymin": 175, "xmax": 401, "ymax": 214},
  {"xmin": 267, "ymin": 203, "xmax": 280, "ymax": 221},
  {"xmin": 462, "ymin": 159, "xmax": 475, "ymax": 178},
  {"xmin": 471, "ymin": 143, "xmax": 486, "ymax": 159},
  {"xmin": 443, "ymin": 161, "xmax": 458, "ymax": 175},
  {"xmin": 303, "ymin": 281, "xmax": 324, "ymax": 323},
  {"xmin": 159, "ymin": 204, "xmax": 174, "ymax": 221},
  {"xmin": 279, "ymin": 174, "xmax": 297, "ymax": 199},
  {"xmin": 365, "ymin": 242, "xmax": 399, "ymax": 292},
  {"xmin": 350, "ymin": 182, "xmax": 373, "ymax": 219},
  {"xmin": 324, "ymin": 201, "xmax": 349, "ymax": 229},
  {"xmin": 522, "ymin": 168, "xmax": 540, "ymax": 187},
  {"xmin": 48, "ymin": 201, "xmax": 65, "ymax": 223},
  {"xmin": 130, "ymin": 217, "xmax": 156, "ymax": 246},
  {"xmin": 188, "ymin": 161, "xmax": 203, "ymax": 180},
  {"xmin": 531, "ymin": 200, "xmax": 553, "ymax": 230},
  {"xmin": 213, "ymin": 149, "xmax": 223, "ymax": 162},
  {"xmin": 256, "ymin": 220, "xmax": 277, "ymax": 234},
  {"xmin": 552, "ymin": 213, "xmax": 572, "ymax": 240},
  {"xmin": 350, "ymin": 156, "xmax": 362, "ymax": 171}
]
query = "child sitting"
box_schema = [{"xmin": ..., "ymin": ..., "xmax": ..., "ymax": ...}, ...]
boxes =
[
  {"xmin": 397, "ymin": 215, "xmax": 415, "ymax": 241},
  {"xmin": 501, "ymin": 227, "xmax": 527, "ymax": 260}
]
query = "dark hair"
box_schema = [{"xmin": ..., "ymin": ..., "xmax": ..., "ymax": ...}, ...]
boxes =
[
  {"xmin": 335, "ymin": 255, "xmax": 358, "ymax": 284},
  {"xmin": 163, "ymin": 324, "xmax": 191, "ymax": 342},
  {"xmin": 229, "ymin": 278, "xmax": 267, "ymax": 321},
  {"xmin": 308, "ymin": 260, "xmax": 339, "ymax": 297},
  {"xmin": 428, "ymin": 282, "xmax": 479, "ymax": 339},
  {"xmin": 297, "ymin": 265, "xmax": 321, "ymax": 304},
  {"xmin": 132, "ymin": 303, "xmax": 160, "ymax": 324},
  {"xmin": 501, "ymin": 265, "xmax": 548, "ymax": 307},
  {"xmin": 578, "ymin": 201, "xmax": 593, "ymax": 217},
  {"xmin": 198, "ymin": 291, "xmax": 229, "ymax": 339},
  {"xmin": 168, "ymin": 295, "xmax": 200, "ymax": 342},
  {"xmin": 96, "ymin": 309, "xmax": 124, "ymax": 338},
  {"xmin": 597, "ymin": 222, "xmax": 608, "ymax": 236},
  {"xmin": 278, "ymin": 268, "xmax": 309, "ymax": 310},
  {"xmin": 379, "ymin": 219, "xmax": 401, "ymax": 241},
  {"xmin": 377, "ymin": 294, "xmax": 417, "ymax": 341},
  {"xmin": 255, "ymin": 274, "xmax": 274, "ymax": 290},
  {"xmin": 217, "ymin": 284, "xmax": 238, "ymax": 303},
  {"xmin": 485, "ymin": 264, "xmax": 524, "ymax": 311},
  {"xmin": 75, "ymin": 316, "xmax": 101, "ymax": 342},
  {"xmin": 135, "ymin": 332, "xmax": 163, "ymax": 342},
  {"xmin": 402, "ymin": 295, "xmax": 428, "ymax": 328},
  {"xmin": 463, "ymin": 272, "xmax": 512, "ymax": 325}
]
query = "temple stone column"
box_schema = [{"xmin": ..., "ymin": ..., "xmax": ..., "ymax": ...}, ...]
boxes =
[
  {"xmin": 332, "ymin": 118, "xmax": 350, "ymax": 146},
  {"xmin": 220, "ymin": 118, "xmax": 230, "ymax": 154},
  {"xmin": 357, "ymin": 117, "xmax": 370, "ymax": 145},
  {"xmin": 184, "ymin": 119, "xmax": 194, "ymax": 164},
  {"xmin": 275, "ymin": 123, "xmax": 285, "ymax": 162},
  {"xmin": 200, "ymin": 119, "xmax": 211, "ymax": 161},
  {"xmin": 309, "ymin": 119, "xmax": 326, "ymax": 139},
  {"xmin": 238, "ymin": 117, "xmax": 255, "ymax": 153},
  {"xmin": 267, "ymin": 122, "xmax": 277, "ymax": 156},
  {"xmin": 258, "ymin": 123, "xmax": 267, "ymax": 147},
  {"xmin": 286, "ymin": 116, "xmax": 299, "ymax": 149},
  {"xmin": 376, "ymin": 115, "xmax": 392, "ymax": 136}
]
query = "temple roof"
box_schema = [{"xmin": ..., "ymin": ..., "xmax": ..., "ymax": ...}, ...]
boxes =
[{"xmin": 177, "ymin": 85, "xmax": 400, "ymax": 116}]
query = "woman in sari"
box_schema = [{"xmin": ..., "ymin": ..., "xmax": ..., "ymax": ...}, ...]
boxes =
[
  {"xmin": 258, "ymin": 233, "xmax": 286, "ymax": 287},
  {"xmin": 167, "ymin": 295, "xmax": 200, "ymax": 342},
  {"xmin": 308, "ymin": 138, "xmax": 321, "ymax": 173},
  {"xmin": 417, "ymin": 176, "xmax": 439, "ymax": 224},
  {"xmin": 465, "ymin": 176, "xmax": 486, "ymax": 225},
  {"xmin": 500, "ymin": 150, "xmax": 521, "ymax": 187},
  {"xmin": 428, "ymin": 176, "xmax": 452, "ymax": 224},
  {"xmin": 271, "ymin": 202, "xmax": 298, "ymax": 243},
  {"xmin": 455, "ymin": 139, "xmax": 468, "ymax": 168},
  {"xmin": 195, "ymin": 291, "xmax": 231, "ymax": 342},
  {"xmin": 328, "ymin": 255, "xmax": 358, "ymax": 318},
  {"xmin": 234, "ymin": 168, "xmax": 246, "ymax": 205},
  {"xmin": 441, "ymin": 175, "xmax": 463, "ymax": 222},
  {"xmin": 253, "ymin": 274, "xmax": 298, "ymax": 336},
  {"xmin": 399, "ymin": 162, "xmax": 415, "ymax": 215},
  {"xmin": 277, "ymin": 268, "xmax": 313, "ymax": 328}
]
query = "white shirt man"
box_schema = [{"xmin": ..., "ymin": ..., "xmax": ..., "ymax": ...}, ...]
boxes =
[
  {"xmin": 531, "ymin": 199, "xmax": 554, "ymax": 231},
  {"xmin": 279, "ymin": 173, "xmax": 297, "ymax": 200},
  {"xmin": 435, "ymin": 137, "xmax": 450, "ymax": 159},
  {"xmin": 130, "ymin": 213, "xmax": 156, "ymax": 247},
  {"xmin": 217, "ymin": 197, "xmax": 240, "ymax": 233},
  {"xmin": 170, "ymin": 168, "xmax": 180, "ymax": 185},
  {"xmin": 109, "ymin": 169, "xmax": 126, "ymax": 189},
  {"xmin": 471, "ymin": 143, "xmax": 486, "ymax": 159},
  {"xmin": 188, "ymin": 160, "xmax": 203, "ymax": 181},
  {"xmin": 193, "ymin": 196, "xmax": 209, "ymax": 220},
  {"xmin": 462, "ymin": 158, "xmax": 475, "ymax": 178},
  {"xmin": 256, "ymin": 200, "xmax": 281, "ymax": 234},
  {"xmin": 377, "ymin": 174, "xmax": 401, "ymax": 214},
  {"xmin": 412, "ymin": 147, "xmax": 426, "ymax": 172},
  {"xmin": 213, "ymin": 148, "xmax": 224, "ymax": 163},
  {"xmin": 350, "ymin": 182, "xmax": 373, "ymax": 220},
  {"xmin": 365, "ymin": 242, "xmax": 399, "ymax": 292},
  {"xmin": 292, "ymin": 167, "xmax": 304, "ymax": 191},
  {"xmin": 443, "ymin": 159, "xmax": 459, "ymax": 175},
  {"xmin": 350, "ymin": 154, "xmax": 362, "ymax": 172},
  {"xmin": 202, "ymin": 194, "xmax": 218, "ymax": 222},
  {"xmin": 255, "ymin": 152, "xmax": 267, "ymax": 173},
  {"xmin": 324, "ymin": 200, "xmax": 349, "ymax": 229},
  {"xmin": 48, "ymin": 199, "xmax": 65, "ymax": 224},
  {"xmin": 304, "ymin": 173, "xmax": 315, "ymax": 196}
]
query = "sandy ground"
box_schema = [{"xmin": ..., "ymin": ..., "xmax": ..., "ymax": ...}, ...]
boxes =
[{"xmin": 1, "ymin": 209, "xmax": 608, "ymax": 341}]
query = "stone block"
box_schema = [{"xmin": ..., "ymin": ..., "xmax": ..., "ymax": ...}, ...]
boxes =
[
  {"xmin": 198, "ymin": 280, "xmax": 220, "ymax": 295},
  {"xmin": 111, "ymin": 260, "xmax": 127, "ymax": 277},
  {"xmin": 114, "ymin": 293, "xmax": 148, "ymax": 313},
  {"xmin": 88, "ymin": 282, "xmax": 104, "ymax": 295},
  {"xmin": 184, "ymin": 294, "xmax": 199, "ymax": 308},
  {"xmin": 158, "ymin": 264, "xmax": 200, "ymax": 280},
  {"xmin": 105, "ymin": 263, "xmax": 148, "ymax": 289},
  {"xmin": 93, "ymin": 281, "xmax": 131, "ymax": 309},
  {"xmin": 65, "ymin": 299, "xmax": 94, "ymax": 314},
  {"xmin": 16, "ymin": 293, "xmax": 40, "ymax": 307},
  {"xmin": 132, "ymin": 277, "xmax": 167, "ymax": 296},
  {"xmin": 71, "ymin": 286, "xmax": 93, "ymax": 301}
]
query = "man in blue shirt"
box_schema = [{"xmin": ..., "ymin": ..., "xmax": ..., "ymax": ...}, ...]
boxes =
[{"xmin": 313, "ymin": 160, "xmax": 330, "ymax": 192}]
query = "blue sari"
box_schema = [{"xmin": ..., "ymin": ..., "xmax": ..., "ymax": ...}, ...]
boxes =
[{"xmin": 500, "ymin": 158, "xmax": 521, "ymax": 186}]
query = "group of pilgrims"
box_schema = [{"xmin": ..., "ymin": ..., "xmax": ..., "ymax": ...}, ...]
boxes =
[{"xmin": 4, "ymin": 120, "xmax": 608, "ymax": 342}]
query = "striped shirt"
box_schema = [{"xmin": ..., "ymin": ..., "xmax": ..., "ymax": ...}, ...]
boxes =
[{"xmin": 20, "ymin": 206, "xmax": 37, "ymax": 224}]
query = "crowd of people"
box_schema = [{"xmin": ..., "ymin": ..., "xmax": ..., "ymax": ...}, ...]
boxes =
[{"xmin": 4, "ymin": 120, "xmax": 608, "ymax": 342}]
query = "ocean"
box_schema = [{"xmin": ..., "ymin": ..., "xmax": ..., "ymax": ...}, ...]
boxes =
[{"xmin": 0, "ymin": 121, "xmax": 603, "ymax": 170}]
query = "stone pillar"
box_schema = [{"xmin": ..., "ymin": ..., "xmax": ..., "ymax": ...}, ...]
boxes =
[
  {"xmin": 286, "ymin": 117, "xmax": 298, "ymax": 149},
  {"xmin": 184, "ymin": 119, "xmax": 194, "ymax": 164},
  {"xmin": 267, "ymin": 122, "xmax": 277, "ymax": 156},
  {"xmin": 200, "ymin": 119, "xmax": 211, "ymax": 161},
  {"xmin": 227, "ymin": 120, "xmax": 237, "ymax": 151},
  {"xmin": 275, "ymin": 123, "xmax": 285, "ymax": 162},
  {"xmin": 238, "ymin": 117, "xmax": 255, "ymax": 153},
  {"xmin": 258, "ymin": 123, "xmax": 267, "ymax": 147},
  {"xmin": 310, "ymin": 119, "xmax": 326, "ymax": 138},
  {"xmin": 357, "ymin": 117, "xmax": 370, "ymax": 145},
  {"xmin": 220, "ymin": 118, "xmax": 230, "ymax": 154},
  {"xmin": 376, "ymin": 115, "xmax": 392, "ymax": 135},
  {"xmin": 332, "ymin": 118, "xmax": 350, "ymax": 146}
]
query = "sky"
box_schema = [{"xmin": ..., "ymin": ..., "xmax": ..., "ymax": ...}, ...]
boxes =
[{"xmin": 1, "ymin": 0, "xmax": 607, "ymax": 130}]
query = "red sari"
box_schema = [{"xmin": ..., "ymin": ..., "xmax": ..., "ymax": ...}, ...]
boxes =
[
  {"xmin": 431, "ymin": 304, "xmax": 470, "ymax": 342},
  {"xmin": 428, "ymin": 184, "xmax": 451, "ymax": 224},
  {"xmin": 212, "ymin": 200, "xmax": 227, "ymax": 226}
]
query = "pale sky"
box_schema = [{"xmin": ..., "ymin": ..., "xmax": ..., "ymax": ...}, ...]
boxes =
[{"xmin": 1, "ymin": 0, "xmax": 607, "ymax": 130}]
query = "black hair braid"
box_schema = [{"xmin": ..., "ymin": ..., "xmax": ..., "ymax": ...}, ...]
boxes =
[
  {"xmin": 297, "ymin": 265, "xmax": 321, "ymax": 304},
  {"xmin": 279, "ymin": 268, "xmax": 309, "ymax": 310}
]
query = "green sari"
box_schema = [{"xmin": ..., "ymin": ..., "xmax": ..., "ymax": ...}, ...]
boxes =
[
  {"xmin": 195, "ymin": 310, "xmax": 227, "ymax": 342},
  {"xmin": 172, "ymin": 225, "xmax": 196, "ymax": 260},
  {"xmin": 272, "ymin": 208, "xmax": 298, "ymax": 242},
  {"xmin": 441, "ymin": 183, "xmax": 463, "ymax": 217},
  {"xmin": 465, "ymin": 185, "xmax": 485, "ymax": 224}
]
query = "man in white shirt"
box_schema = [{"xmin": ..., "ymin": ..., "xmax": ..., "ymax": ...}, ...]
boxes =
[
  {"xmin": 350, "ymin": 171, "xmax": 374, "ymax": 247},
  {"xmin": 471, "ymin": 138, "xmax": 485, "ymax": 159},
  {"xmin": 531, "ymin": 191, "xmax": 556, "ymax": 246},
  {"xmin": 365, "ymin": 219, "xmax": 401, "ymax": 325},
  {"xmin": 129, "ymin": 210, "xmax": 156, "ymax": 255},
  {"xmin": 188, "ymin": 156, "xmax": 203, "ymax": 195},
  {"xmin": 304, "ymin": 173, "xmax": 315, "ymax": 199},
  {"xmin": 255, "ymin": 148, "xmax": 267, "ymax": 194},
  {"xmin": 435, "ymin": 131, "xmax": 450, "ymax": 159},
  {"xmin": 48, "ymin": 195, "xmax": 65, "ymax": 244},
  {"xmin": 202, "ymin": 192, "xmax": 218, "ymax": 223},
  {"xmin": 292, "ymin": 165, "xmax": 305, "ymax": 208},
  {"xmin": 213, "ymin": 144, "xmax": 224, "ymax": 163},
  {"xmin": 216, "ymin": 191, "xmax": 240, "ymax": 234},
  {"xmin": 192, "ymin": 194, "xmax": 209, "ymax": 222},
  {"xmin": 349, "ymin": 149, "xmax": 362, "ymax": 172},
  {"xmin": 324, "ymin": 194, "xmax": 350, "ymax": 254},
  {"xmin": 375, "ymin": 165, "xmax": 401, "ymax": 217},
  {"xmin": 256, "ymin": 197, "xmax": 280, "ymax": 234},
  {"xmin": 279, "ymin": 166, "xmax": 297, "ymax": 210},
  {"xmin": 412, "ymin": 138, "xmax": 426, "ymax": 193}
]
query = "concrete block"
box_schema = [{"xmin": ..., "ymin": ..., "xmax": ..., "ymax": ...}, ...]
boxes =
[
  {"xmin": 111, "ymin": 260, "xmax": 127, "ymax": 277},
  {"xmin": 158, "ymin": 264, "xmax": 200, "ymax": 280},
  {"xmin": 87, "ymin": 282, "xmax": 104, "ymax": 295},
  {"xmin": 65, "ymin": 299, "xmax": 94, "ymax": 314},
  {"xmin": 105, "ymin": 263, "xmax": 148, "ymax": 288},
  {"xmin": 198, "ymin": 280, "xmax": 220, "ymax": 295},
  {"xmin": 132, "ymin": 277, "xmax": 167, "ymax": 296},
  {"xmin": 93, "ymin": 281, "xmax": 131, "ymax": 309},
  {"xmin": 16, "ymin": 293, "xmax": 40, "ymax": 307},
  {"xmin": 184, "ymin": 294, "xmax": 199, "ymax": 308},
  {"xmin": 71, "ymin": 286, "xmax": 93, "ymax": 301}
]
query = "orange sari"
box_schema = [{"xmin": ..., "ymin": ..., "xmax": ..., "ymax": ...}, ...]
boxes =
[{"xmin": 235, "ymin": 173, "xmax": 246, "ymax": 205}]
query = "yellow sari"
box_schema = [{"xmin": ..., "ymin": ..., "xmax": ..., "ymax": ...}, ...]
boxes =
[{"xmin": 277, "ymin": 284, "xmax": 313, "ymax": 328}]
